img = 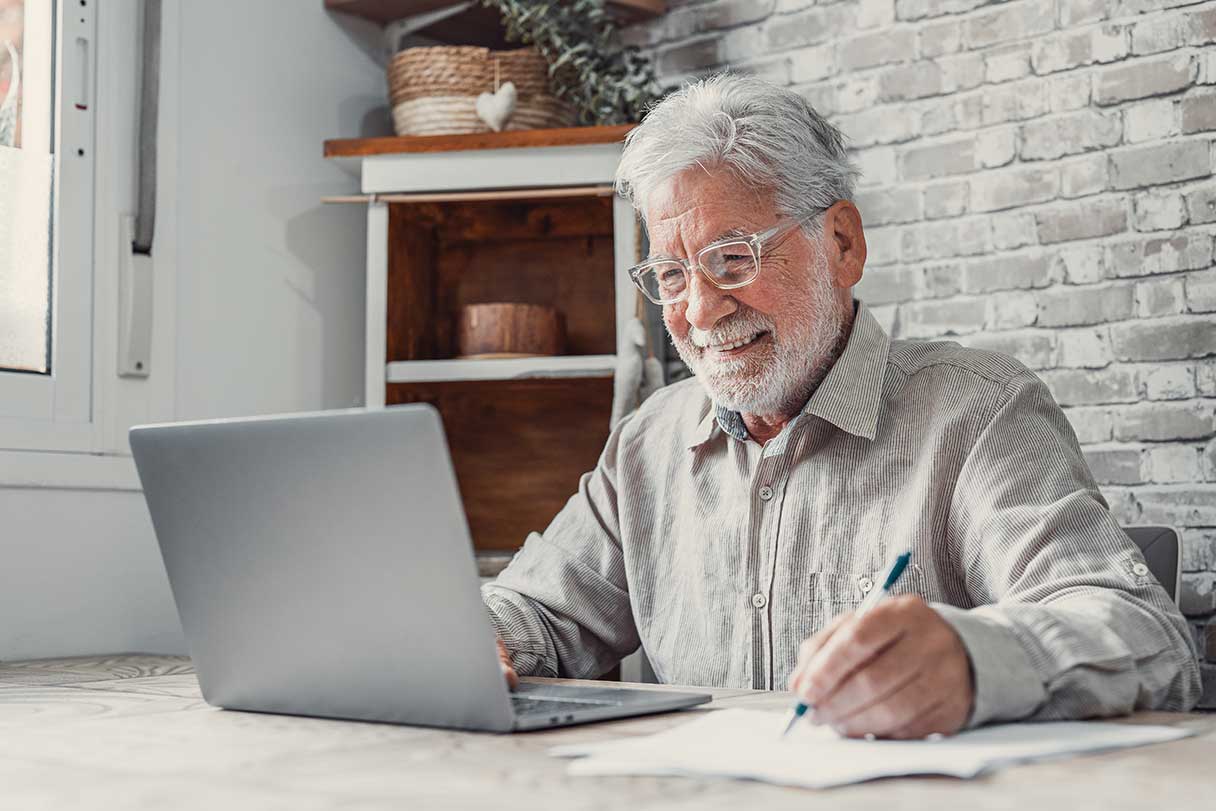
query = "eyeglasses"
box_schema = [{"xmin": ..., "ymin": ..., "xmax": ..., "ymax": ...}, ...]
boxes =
[{"xmin": 628, "ymin": 208, "xmax": 827, "ymax": 306}]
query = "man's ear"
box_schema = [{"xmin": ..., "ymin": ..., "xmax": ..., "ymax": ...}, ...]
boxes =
[{"xmin": 823, "ymin": 201, "xmax": 866, "ymax": 289}]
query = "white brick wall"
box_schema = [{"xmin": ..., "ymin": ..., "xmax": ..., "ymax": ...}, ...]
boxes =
[{"xmin": 627, "ymin": 0, "xmax": 1216, "ymax": 698}]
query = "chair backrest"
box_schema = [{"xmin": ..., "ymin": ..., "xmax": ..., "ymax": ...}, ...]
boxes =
[{"xmin": 1122, "ymin": 526, "xmax": 1181, "ymax": 604}]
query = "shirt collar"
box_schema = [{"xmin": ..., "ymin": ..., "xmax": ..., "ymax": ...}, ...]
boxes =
[{"xmin": 686, "ymin": 301, "xmax": 891, "ymax": 449}]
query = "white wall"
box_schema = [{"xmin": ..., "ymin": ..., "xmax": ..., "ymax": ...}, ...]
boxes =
[{"xmin": 0, "ymin": 0, "xmax": 385, "ymax": 661}]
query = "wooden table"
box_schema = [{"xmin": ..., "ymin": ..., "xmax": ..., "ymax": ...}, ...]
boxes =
[{"xmin": 1, "ymin": 655, "xmax": 1212, "ymax": 810}]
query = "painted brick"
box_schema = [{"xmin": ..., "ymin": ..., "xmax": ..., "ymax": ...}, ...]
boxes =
[
  {"xmin": 1035, "ymin": 198, "xmax": 1128, "ymax": 244},
  {"xmin": 1123, "ymin": 98, "xmax": 1179, "ymax": 143},
  {"xmin": 1180, "ymin": 572, "xmax": 1216, "ymax": 616},
  {"xmin": 878, "ymin": 60, "xmax": 944, "ymax": 102},
  {"xmin": 923, "ymin": 262, "xmax": 962, "ymax": 297},
  {"xmin": 1142, "ymin": 362, "xmax": 1197, "ymax": 400},
  {"xmin": 1132, "ymin": 190, "xmax": 1188, "ymax": 231},
  {"xmin": 658, "ymin": 0, "xmax": 776, "ymax": 43},
  {"xmin": 939, "ymin": 52, "xmax": 987, "ymax": 95},
  {"xmin": 765, "ymin": 5, "xmax": 853, "ymax": 51},
  {"xmin": 970, "ymin": 165, "xmax": 1058, "ymax": 212},
  {"xmin": 854, "ymin": 265, "xmax": 923, "ymax": 305},
  {"xmin": 1184, "ymin": 185, "xmax": 1216, "ymax": 224},
  {"xmin": 987, "ymin": 290, "xmax": 1039, "ymax": 330},
  {"xmin": 789, "ymin": 45, "xmax": 836, "ymax": 83},
  {"xmin": 863, "ymin": 225, "xmax": 902, "ymax": 266},
  {"xmin": 1082, "ymin": 446, "xmax": 1144, "ymax": 484},
  {"xmin": 962, "ymin": 0, "xmax": 1054, "ymax": 50},
  {"xmin": 1187, "ymin": 269, "xmax": 1216, "ymax": 313},
  {"xmin": 1110, "ymin": 140, "xmax": 1211, "ymax": 190},
  {"xmin": 1201, "ymin": 50, "xmax": 1216, "ymax": 85},
  {"xmin": 1200, "ymin": 361, "xmax": 1216, "ymax": 396},
  {"xmin": 1057, "ymin": 326, "xmax": 1113, "ymax": 368},
  {"xmin": 1135, "ymin": 276, "xmax": 1187, "ymax": 317},
  {"xmin": 1094, "ymin": 53, "xmax": 1195, "ymax": 106},
  {"xmin": 736, "ymin": 56, "xmax": 793, "ymax": 86},
  {"xmin": 1060, "ymin": 154, "xmax": 1110, "ymax": 198},
  {"xmin": 1107, "ymin": 233, "xmax": 1214, "ymax": 277},
  {"xmin": 1059, "ymin": 0, "xmax": 1108, "ymax": 26},
  {"xmin": 899, "ymin": 136, "xmax": 975, "ymax": 180},
  {"xmin": 1115, "ymin": 400, "xmax": 1215, "ymax": 442},
  {"xmin": 985, "ymin": 43, "xmax": 1033, "ymax": 84},
  {"xmin": 1048, "ymin": 72, "xmax": 1093, "ymax": 113},
  {"xmin": 1181, "ymin": 88, "xmax": 1216, "ymax": 133},
  {"xmin": 900, "ymin": 297, "xmax": 988, "ymax": 338},
  {"xmin": 1043, "ymin": 368, "xmax": 1140, "ymax": 406},
  {"xmin": 839, "ymin": 28, "xmax": 915, "ymax": 72},
  {"xmin": 991, "ymin": 212, "xmax": 1039, "ymax": 250},
  {"xmin": 967, "ymin": 329, "xmax": 1058, "ymax": 369},
  {"xmin": 854, "ymin": 145, "xmax": 898, "ymax": 187},
  {"xmin": 1020, "ymin": 110, "xmax": 1122, "ymax": 161},
  {"xmin": 1053, "ymin": 244, "xmax": 1106, "ymax": 284},
  {"xmin": 869, "ymin": 303, "xmax": 898, "ymax": 334},
  {"xmin": 656, "ymin": 37, "xmax": 721, "ymax": 75},
  {"xmin": 917, "ymin": 18, "xmax": 961, "ymax": 58},
  {"xmin": 1062, "ymin": 405, "xmax": 1115, "ymax": 443},
  {"xmin": 856, "ymin": 187, "xmax": 923, "ymax": 226},
  {"xmin": 1144, "ymin": 444, "xmax": 1204, "ymax": 483},
  {"xmin": 1031, "ymin": 25, "xmax": 1128, "ymax": 75},
  {"xmin": 961, "ymin": 253, "xmax": 1054, "ymax": 294},
  {"xmin": 919, "ymin": 97, "xmax": 957, "ymax": 136},
  {"xmin": 1112, "ymin": 317, "xmax": 1216, "ymax": 361},
  {"xmin": 981, "ymin": 79, "xmax": 1051, "ymax": 125},
  {"xmin": 923, "ymin": 180, "xmax": 969, "ymax": 219},
  {"xmin": 1132, "ymin": 7, "xmax": 1216, "ymax": 56},
  {"xmin": 1182, "ymin": 528, "xmax": 1216, "ymax": 572},
  {"xmin": 835, "ymin": 107, "xmax": 920, "ymax": 149},
  {"xmin": 1208, "ymin": 436, "xmax": 1216, "ymax": 482},
  {"xmin": 976, "ymin": 128, "xmax": 1017, "ymax": 168},
  {"xmin": 895, "ymin": 0, "xmax": 987, "ymax": 21},
  {"xmin": 856, "ymin": 0, "xmax": 896, "ymax": 30},
  {"xmin": 901, "ymin": 218, "xmax": 990, "ymax": 261},
  {"xmin": 1037, "ymin": 284, "xmax": 1135, "ymax": 328},
  {"xmin": 834, "ymin": 75, "xmax": 880, "ymax": 113},
  {"xmin": 721, "ymin": 26, "xmax": 767, "ymax": 64}
]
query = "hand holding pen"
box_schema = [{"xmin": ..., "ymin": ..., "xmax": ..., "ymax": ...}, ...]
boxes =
[{"xmin": 784, "ymin": 550, "xmax": 975, "ymax": 740}]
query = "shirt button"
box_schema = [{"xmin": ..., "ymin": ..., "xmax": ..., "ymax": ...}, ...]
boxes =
[
  {"xmin": 1132, "ymin": 562, "xmax": 1149, "ymax": 577},
  {"xmin": 859, "ymin": 577, "xmax": 874, "ymax": 594},
  {"xmin": 759, "ymin": 485, "xmax": 774, "ymax": 501},
  {"xmin": 751, "ymin": 593, "xmax": 767, "ymax": 609}
]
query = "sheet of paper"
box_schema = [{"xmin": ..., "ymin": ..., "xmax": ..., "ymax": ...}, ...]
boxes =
[{"xmin": 550, "ymin": 709, "xmax": 1191, "ymax": 789}]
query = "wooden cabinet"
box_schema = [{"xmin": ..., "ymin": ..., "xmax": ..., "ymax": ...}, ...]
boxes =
[{"xmin": 326, "ymin": 125, "xmax": 641, "ymax": 553}]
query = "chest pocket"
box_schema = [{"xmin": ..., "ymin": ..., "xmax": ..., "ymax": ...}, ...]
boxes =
[{"xmin": 809, "ymin": 563, "xmax": 930, "ymax": 606}]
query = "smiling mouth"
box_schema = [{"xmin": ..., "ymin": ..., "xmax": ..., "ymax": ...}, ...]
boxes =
[{"xmin": 704, "ymin": 331, "xmax": 770, "ymax": 356}]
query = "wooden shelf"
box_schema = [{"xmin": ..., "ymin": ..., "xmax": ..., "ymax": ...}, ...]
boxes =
[
  {"xmin": 387, "ymin": 354, "xmax": 616, "ymax": 383},
  {"xmin": 325, "ymin": 1, "xmax": 665, "ymax": 49},
  {"xmin": 324, "ymin": 124, "xmax": 634, "ymax": 158}
]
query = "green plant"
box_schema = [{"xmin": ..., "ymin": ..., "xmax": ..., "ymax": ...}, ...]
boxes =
[{"xmin": 481, "ymin": 0, "xmax": 662, "ymax": 125}]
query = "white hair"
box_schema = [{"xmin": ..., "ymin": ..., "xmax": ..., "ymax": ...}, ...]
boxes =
[{"xmin": 615, "ymin": 73, "xmax": 860, "ymax": 237}]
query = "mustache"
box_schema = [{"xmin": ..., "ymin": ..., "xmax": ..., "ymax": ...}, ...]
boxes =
[{"xmin": 688, "ymin": 308, "xmax": 775, "ymax": 348}]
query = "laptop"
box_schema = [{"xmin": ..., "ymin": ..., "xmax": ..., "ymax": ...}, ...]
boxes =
[{"xmin": 129, "ymin": 405, "xmax": 710, "ymax": 732}]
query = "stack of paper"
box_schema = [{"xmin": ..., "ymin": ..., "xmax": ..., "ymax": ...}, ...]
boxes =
[{"xmin": 550, "ymin": 709, "xmax": 1190, "ymax": 789}]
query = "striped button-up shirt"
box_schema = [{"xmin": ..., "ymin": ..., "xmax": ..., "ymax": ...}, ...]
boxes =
[{"xmin": 483, "ymin": 303, "xmax": 1202, "ymax": 726}]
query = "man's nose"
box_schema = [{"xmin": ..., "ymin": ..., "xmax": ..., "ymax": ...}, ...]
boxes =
[{"xmin": 682, "ymin": 269, "xmax": 736, "ymax": 333}]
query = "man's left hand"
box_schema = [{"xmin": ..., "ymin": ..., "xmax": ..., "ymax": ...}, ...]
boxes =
[{"xmin": 788, "ymin": 595, "xmax": 974, "ymax": 739}]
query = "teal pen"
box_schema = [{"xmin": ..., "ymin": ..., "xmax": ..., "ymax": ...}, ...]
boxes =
[{"xmin": 782, "ymin": 550, "xmax": 912, "ymax": 738}]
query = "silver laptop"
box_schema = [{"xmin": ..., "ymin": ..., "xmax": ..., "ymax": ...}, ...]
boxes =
[{"xmin": 129, "ymin": 405, "xmax": 710, "ymax": 732}]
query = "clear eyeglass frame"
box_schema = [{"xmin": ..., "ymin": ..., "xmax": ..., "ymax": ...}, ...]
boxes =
[{"xmin": 628, "ymin": 208, "xmax": 828, "ymax": 306}]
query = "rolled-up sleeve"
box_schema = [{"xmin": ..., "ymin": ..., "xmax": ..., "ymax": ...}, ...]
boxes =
[
  {"xmin": 481, "ymin": 417, "xmax": 640, "ymax": 679},
  {"xmin": 938, "ymin": 370, "xmax": 1202, "ymax": 727}
]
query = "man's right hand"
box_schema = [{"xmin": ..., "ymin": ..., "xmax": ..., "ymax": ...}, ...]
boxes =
[{"xmin": 496, "ymin": 637, "xmax": 519, "ymax": 691}]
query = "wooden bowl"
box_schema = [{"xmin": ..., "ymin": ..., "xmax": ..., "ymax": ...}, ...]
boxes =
[{"xmin": 456, "ymin": 303, "xmax": 565, "ymax": 358}]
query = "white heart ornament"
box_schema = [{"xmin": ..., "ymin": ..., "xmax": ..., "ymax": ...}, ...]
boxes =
[{"xmin": 475, "ymin": 81, "xmax": 517, "ymax": 132}]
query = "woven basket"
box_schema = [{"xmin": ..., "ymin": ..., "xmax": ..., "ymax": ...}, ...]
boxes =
[{"xmin": 388, "ymin": 46, "xmax": 577, "ymax": 136}]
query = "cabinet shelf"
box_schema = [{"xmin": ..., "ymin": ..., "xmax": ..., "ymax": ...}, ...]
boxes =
[{"xmin": 386, "ymin": 354, "xmax": 616, "ymax": 383}]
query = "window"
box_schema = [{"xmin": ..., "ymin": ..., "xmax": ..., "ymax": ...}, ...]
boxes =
[{"xmin": 0, "ymin": 0, "xmax": 96, "ymax": 451}]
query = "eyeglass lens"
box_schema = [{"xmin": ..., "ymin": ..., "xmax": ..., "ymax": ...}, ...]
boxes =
[{"xmin": 637, "ymin": 241, "xmax": 758, "ymax": 303}]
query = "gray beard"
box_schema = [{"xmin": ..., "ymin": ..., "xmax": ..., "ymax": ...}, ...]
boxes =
[{"xmin": 669, "ymin": 268, "xmax": 847, "ymax": 417}]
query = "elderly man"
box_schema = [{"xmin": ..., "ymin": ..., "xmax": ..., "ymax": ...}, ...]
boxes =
[{"xmin": 482, "ymin": 74, "xmax": 1201, "ymax": 738}]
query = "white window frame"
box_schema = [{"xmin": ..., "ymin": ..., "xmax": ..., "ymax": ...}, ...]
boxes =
[
  {"xmin": 0, "ymin": 0, "xmax": 168, "ymax": 491},
  {"xmin": 0, "ymin": 0, "xmax": 96, "ymax": 449}
]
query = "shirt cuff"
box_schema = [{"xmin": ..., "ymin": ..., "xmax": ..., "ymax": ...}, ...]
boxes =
[
  {"xmin": 932, "ymin": 603, "xmax": 1048, "ymax": 728},
  {"xmin": 482, "ymin": 586, "xmax": 554, "ymax": 677}
]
